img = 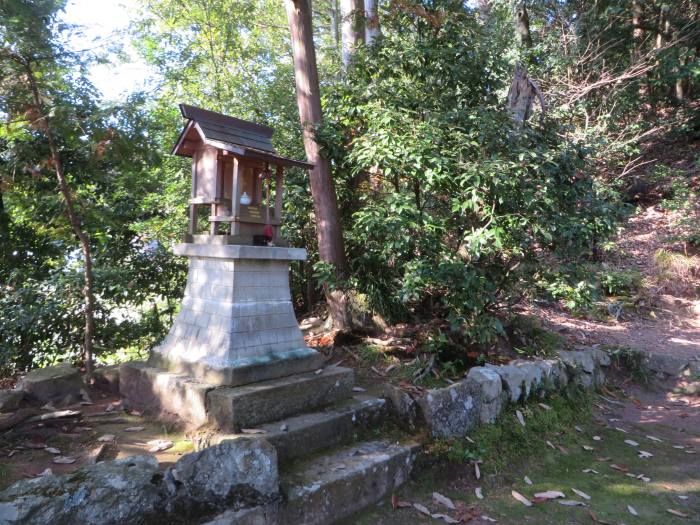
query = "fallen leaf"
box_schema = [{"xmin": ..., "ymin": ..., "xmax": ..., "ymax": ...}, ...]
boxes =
[
  {"xmin": 474, "ymin": 462, "xmax": 481, "ymax": 480},
  {"xmin": 546, "ymin": 440, "xmax": 556, "ymax": 450},
  {"xmin": 511, "ymin": 490, "xmax": 532, "ymax": 507},
  {"xmin": 97, "ymin": 434, "xmax": 115, "ymax": 442},
  {"xmin": 558, "ymin": 500, "xmax": 587, "ymax": 507},
  {"xmin": 575, "ymin": 425, "xmax": 583, "ymax": 433},
  {"xmin": 673, "ymin": 445, "xmax": 686, "ymax": 449},
  {"xmin": 331, "ymin": 463, "xmax": 346, "ymax": 471},
  {"xmin": 129, "ymin": 410, "xmax": 143, "ymax": 416},
  {"xmin": 391, "ymin": 493, "xmax": 398, "ymax": 510},
  {"xmin": 431, "ymin": 513, "xmax": 460, "ymax": 523},
  {"xmin": 44, "ymin": 447, "xmax": 61, "ymax": 455},
  {"xmin": 481, "ymin": 516, "xmax": 497, "ymax": 523},
  {"xmin": 352, "ymin": 386, "xmax": 366, "ymax": 393},
  {"xmin": 624, "ymin": 439, "xmax": 639, "ymax": 447},
  {"xmin": 432, "ymin": 492, "xmax": 456, "ymax": 510},
  {"xmin": 280, "ymin": 423, "xmax": 289, "ymax": 432},
  {"xmin": 593, "ymin": 436, "xmax": 602, "ymax": 441},
  {"xmin": 678, "ymin": 495, "xmax": 689, "ymax": 500},
  {"xmin": 147, "ymin": 439, "xmax": 173, "ymax": 453},
  {"xmin": 595, "ymin": 456, "xmax": 611, "ymax": 462},
  {"xmin": 627, "ymin": 505, "xmax": 638, "ymax": 516},
  {"xmin": 516, "ymin": 410, "xmax": 525, "ymax": 427},
  {"xmin": 582, "ymin": 468, "xmax": 599, "ymax": 474},
  {"xmin": 556, "ymin": 444, "xmax": 569, "ymax": 454},
  {"xmin": 610, "ymin": 464, "xmax": 629, "ymax": 473},
  {"xmin": 666, "ymin": 509, "xmax": 688, "ymax": 518},
  {"xmin": 124, "ymin": 427, "xmax": 145, "ymax": 432},
  {"xmin": 638, "ymin": 450, "xmax": 653, "ymax": 459},
  {"xmin": 475, "ymin": 487, "xmax": 484, "ymax": 500},
  {"xmin": 524, "ymin": 475, "xmax": 532, "ymax": 485},
  {"xmin": 314, "ymin": 368, "xmax": 323, "ymax": 375},
  {"xmin": 534, "ymin": 491, "xmax": 565, "ymax": 500},
  {"xmin": 582, "ymin": 445, "xmax": 594, "ymax": 451},
  {"xmin": 539, "ymin": 403, "xmax": 552, "ymax": 411},
  {"xmin": 615, "ymin": 427, "xmax": 628, "ymax": 433},
  {"xmin": 53, "ymin": 456, "xmax": 76, "ymax": 464},
  {"xmin": 465, "ymin": 436, "xmax": 475, "ymax": 444},
  {"xmin": 646, "ymin": 435, "xmax": 663, "ymax": 443},
  {"xmin": 240, "ymin": 428, "xmax": 267, "ymax": 434},
  {"xmin": 413, "ymin": 502, "xmax": 431, "ymax": 516},
  {"xmin": 571, "ymin": 488, "xmax": 591, "ymax": 500},
  {"xmin": 37, "ymin": 468, "xmax": 53, "ymax": 477}
]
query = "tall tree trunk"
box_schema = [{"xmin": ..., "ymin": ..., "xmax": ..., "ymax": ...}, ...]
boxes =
[
  {"xmin": 330, "ymin": 0, "xmax": 341, "ymax": 48},
  {"xmin": 507, "ymin": 2, "xmax": 544, "ymax": 126},
  {"xmin": 284, "ymin": 0, "xmax": 351, "ymax": 330},
  {"xmin": 24, "ymin": 61, "xmax": 95, "ymax": 375},
  {"xmin": 340, "ymin": 0, "xmax": 365, "ymax": 67},
  {"xmin": 476, "ymin": 0, "xmax": 492, "ymax": 25},
  {"xmin": 364, "ymin": 0, "xmax": 381, "ymax": 45}
]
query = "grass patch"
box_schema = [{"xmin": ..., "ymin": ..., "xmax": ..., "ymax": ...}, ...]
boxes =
[{"xmin": 427, "ymin": 388, "xmax": 592, "ymax": 474}]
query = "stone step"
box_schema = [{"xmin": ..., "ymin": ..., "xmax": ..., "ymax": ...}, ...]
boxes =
[
  {"xmin": 207, "ymin": 365, "xmax": 354, "ymax": 431},
  {"xmin": 280, "ymin": 439, "xmax": 421, "ymax": 525},
  {"xmin": 210, "ymin": 395, "xmax": 388, "ymax": 464}
]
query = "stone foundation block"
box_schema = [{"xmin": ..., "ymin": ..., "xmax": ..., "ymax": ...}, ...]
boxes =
[
  {"xmin": 206, "ymin": 366, "xmax": 354, "ymax": 431},
  {"xmin": 416, "ymin": 380, "xmax": 479, "ymax": 438},
  {"xmin": 119, "ymin": 361, "xmax": 213, "ymax": 428}
]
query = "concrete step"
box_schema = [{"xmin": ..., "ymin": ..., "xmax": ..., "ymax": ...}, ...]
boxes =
[
  {"xmin": 210, "ymin": 395, "xmax": 388, "ymax": 464},
  {"xmin": 207, "ymin": 365, "xmax": 354, "ymax": 431},
  {"xmin": 280, "ymin": 439, "xmax": 421, "ymax": 525}
]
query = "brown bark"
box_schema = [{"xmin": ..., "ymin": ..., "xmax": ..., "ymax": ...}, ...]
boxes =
[
  {"xmin": 23, "ymin": 61, "xmax": 96, "ymax": 375},
  {"xmin": 284, "ymin": 0, "xmax": 351, "ymax": 329}
]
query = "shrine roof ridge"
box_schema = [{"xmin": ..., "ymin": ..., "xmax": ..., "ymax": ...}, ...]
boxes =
[{"xmin": 172, "ymin": 103, "xmax": 313, "ymax": 169}]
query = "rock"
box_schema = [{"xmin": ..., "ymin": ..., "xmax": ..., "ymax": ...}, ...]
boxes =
[
  {"xmin": 648, "ymin": 354, "xmax": 688, "ymax": 377},
  {"xmin": 382, "ymin": 384, "xmax": 422, "ymax": 432},
  {"xmin": 92, "ymin": 364, "xmax": 120, "ymax": 394},
  {"xmin": 486, "ymin": 364, "xmax": 527, "ymax": 402},
  {"xmin": 0, "ymin": 390, "xmax": 24, "ymax": 413},
  {"xmin": 166, "ymin": 438, "xmax": 279, "ymax": 513},
  {"xmin": 0, "ymin": 455, "xmax": 165, "ymax": 525},
  {"xmin": 558, "ymin": 350, "xmax": 595, "ymax": 374},
  {"xmin": 510, "ymin": 360, "xmax": 543, "ymax": 398},
  {"xmin": 416, "ymin": 380, "xmax": 478, "ymax": 438},
  {"xmin": 534, "ymin": 359, "xmax": 568, "ymax": 390},
  {"xmin": 199, "ymin": 502, "xmax": 281, "ymax": 525},
  {"xmin": 589, "ymin": 348, "xmax": 611, "ymax": 367},
  {"xmin": 466, "ymin": 367, "xmax": 504, "ymax": 424},
  {"xmin": 17, "ymin": 363, "xmax": 86, "ymax": 407}
]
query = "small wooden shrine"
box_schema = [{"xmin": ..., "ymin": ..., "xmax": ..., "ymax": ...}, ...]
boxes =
[{"xmin": 172, "ymin": 104, "xmax": 313, "ymax": 246}]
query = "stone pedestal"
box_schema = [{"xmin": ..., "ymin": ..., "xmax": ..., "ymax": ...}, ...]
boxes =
[{"xmin": 149, "ymin": 243, "xmax": 323, "ymax": 386}]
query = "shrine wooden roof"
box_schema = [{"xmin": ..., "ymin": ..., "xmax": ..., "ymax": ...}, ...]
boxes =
[{"xmin": 171, "ymin": 104, "xmax": 313, "ymax": 169}]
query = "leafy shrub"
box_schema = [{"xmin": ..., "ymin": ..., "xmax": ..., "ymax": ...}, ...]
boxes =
[{"xmin": 317, "ymin": 1, "xmax": 622, "ymax": 347}]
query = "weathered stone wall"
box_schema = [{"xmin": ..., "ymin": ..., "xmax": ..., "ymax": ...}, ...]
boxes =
[{"xmin": 387, "ymin": 348, "xmax": 613, "ymax": 439}]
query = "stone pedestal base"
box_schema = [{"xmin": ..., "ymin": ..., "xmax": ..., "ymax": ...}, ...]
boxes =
[{"xmin": 150, "ymin": 243, "xmax": 320, "ymax": 386}]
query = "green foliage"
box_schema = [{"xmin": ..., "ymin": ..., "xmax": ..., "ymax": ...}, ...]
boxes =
[{"xmin": 318, "ymin": 1, "xmax": 621, "ymax": 345}]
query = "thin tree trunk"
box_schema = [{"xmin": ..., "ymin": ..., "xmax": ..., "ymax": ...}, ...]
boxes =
[
  {"xmin": 507, "ymin": 2, "xmax": 544, "ymax": 126},
  {"xmin": 24, "ymin": 61, "xmax": 95, "ymax": 375},
  {"xmin": 340, "ymin": 0, "xmax": 365, "ymax": 67},
  {"xmin": 284, "ymin": 0, "xmax": 351, "ymax": 330},
  {"xmin": 364, "ymin": 0, "xmax": 381, "ymax": 45}
]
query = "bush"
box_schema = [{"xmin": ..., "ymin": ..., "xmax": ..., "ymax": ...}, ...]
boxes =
[{"xmin": 318, "ymin": 1, "xmax": 622, "ymax": 346}]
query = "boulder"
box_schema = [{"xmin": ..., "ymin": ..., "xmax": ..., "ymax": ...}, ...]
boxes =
[
  {"xmin": 558, "ymin": 350, "xmax": 595, "ymax": 374},
  {"xmin": 589, "ymin": 348, "xmax": 611, "ymax": 367},
  {"xmin": 510, "ymin": 360, "xmax": 543, "ymax": 398},
  {"xmin": 165, "ymin": 438, "xmax": 279, "ymax": 513},
  {"xmin": 534, "ymin": 359, "xmax": 568, "ymax": 390},
  {"xmin": 382, "ymin": 384, "xmax": 422, "ymax": 432},
  {"xmin": 416, "ymin": 380, "xmax": 478, "ymax": 438},
  {"xmin": 466, "ymin": 367, "xmax": 504, "ymax": 424},
  {"xmin": 0, "ymin": 390, "xmax": 24, "ymax": 413},
  {"xmin": 17, "ymin": 363, "xmax": 85, "ymax": 407},
  {"xmin": 92, "ymin": 364, "xmax": 120, "ymax": 394},
  {"xmin": 0, "ymin": 455, "xmax": 165, "ymax": 525},
  {"xmin": 648, "ymin": 354, "xmax": 688, "ymax": 377},
  {"xmin": 486, "ymin": 364, "xmax": 527, "ymax": 402}
]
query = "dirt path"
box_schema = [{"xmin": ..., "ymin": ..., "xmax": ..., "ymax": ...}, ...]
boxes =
[{"xmin": 534, "ymin": 201, "xmax": 700, "ymax": 360}]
